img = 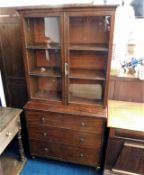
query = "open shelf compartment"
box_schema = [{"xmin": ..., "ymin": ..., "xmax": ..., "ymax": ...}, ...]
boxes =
[
  {"xmin": 29, "ymin": 76, "xmax": 62, "ymax": 101},
  {"xmin": 24, "ymin": 17, "xmax": 61, "ymax": 46},
  {"xmin": 69, "ymin": 50, "xmax": 107, "ymax": 81},
  {"xmin": 69, "ymin": 79, "xmax": 104, "ymax": 105},
  {"xmin": 69, "ymin": 16, "xmax": 110, "ymax": 46},
  {"xmin": 27, "ymin": 49, "xmax": 61, "ymax": 77},
  {"xmin": 69, "ymin": 69, "xmax": 105, "ymax": 81}
]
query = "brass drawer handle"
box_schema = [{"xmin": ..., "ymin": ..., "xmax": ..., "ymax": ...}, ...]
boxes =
[
  {"xmin": 81, "ymin": 122, "xmax": 86, "ymax": 127},
  {"xmin": 43, "ymin": 132, "xmax": 47, "ymax": 136},
  {"xmin": 80, "ymin": 153, "xmax": 84, "ymax": 158},
  {"xmin": 44, "ymin": 148, "xmax": 49, "ymax": 152},
  {"xmin": 42, "ymin": 117, "xmax": 45, "ymax": 122},
  {"xmin": 80, "ymin": 138, "xmax": 85, "ymax": 142},
  {"xmin": 6, "ymin": 131, "xmax": 12, "ymax": 137}
]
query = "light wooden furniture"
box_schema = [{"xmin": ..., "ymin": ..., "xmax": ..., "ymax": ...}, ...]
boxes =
[
  {"xmin": 104, "ymin": 100, "xmax": 144, "ymax": 175},
  {"xmin": 0, "ymin": 107, "xmax": 25, "ymax": 175},
  {"xmin": 18, "ymin": 5, "xmax": 116, "ymax": 168}
]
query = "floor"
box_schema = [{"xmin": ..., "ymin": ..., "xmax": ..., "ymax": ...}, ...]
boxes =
[{"xmin": 20, "ymin": 157, "xmax": 102, "ymax": 175}]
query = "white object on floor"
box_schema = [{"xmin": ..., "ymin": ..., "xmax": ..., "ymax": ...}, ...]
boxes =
[{"xmin": 0, "ymin": 70, "xmax": 6, "ymax": 106}]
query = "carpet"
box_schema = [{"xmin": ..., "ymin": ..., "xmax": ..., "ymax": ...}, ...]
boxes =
[{"xmin": 20, "ymin": 157, "xmax": 102, "ymax": 175}]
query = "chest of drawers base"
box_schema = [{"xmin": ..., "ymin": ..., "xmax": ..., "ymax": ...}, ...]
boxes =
[{"xmin": 24, "ymin": 103, "xmax": 107, "ymax": 168}]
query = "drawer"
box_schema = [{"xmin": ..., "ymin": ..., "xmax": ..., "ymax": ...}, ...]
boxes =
[
  {"xmin": 28, "ymin": 125, "xmax": 103, "ymax": 149},
  {"xmin": 26, "ymin": 110, "xmax": 105, "ymax": 134},
  {"xmin": 112, "ymin": 129, "xmax": 144, "ymax": 141},
  {"xmin": 0, "ymin": 117, "xmax": 19, "ymax": 154},
  {"xmin": 30, "ymin": 140, "xmax": 100, "ymax": 166}
]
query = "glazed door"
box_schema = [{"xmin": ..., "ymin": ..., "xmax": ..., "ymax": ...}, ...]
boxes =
[
  {"xmin": 23, "ymin": 12, "xmax": 65, "ymax": 102},
  {"xmin": 65, "ymin": 11, "xmax": 114, "ymax": 106}
]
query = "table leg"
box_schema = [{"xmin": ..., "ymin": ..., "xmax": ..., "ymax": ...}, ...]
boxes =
[{"xmin": 17, "ymin": 117, "xmax": 25, "ymax": 162}]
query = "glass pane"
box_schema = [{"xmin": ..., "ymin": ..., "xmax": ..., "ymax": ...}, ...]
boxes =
[
  {"xmin": 25, "ymin": 17, "xmax": 62, "ymax": 101},
  {"xmin": 69, "ymin": 16, "xmax": 110, "ymax": 45},
  {"xmin": 68, "ymin": 15, "xmax": 110, "ymax": 105},
  {"xmin": 69, "ymin": 79, "xmax": 104, "ymax": 105},
  {"xmin": 27, "ymin": 49, "xmax": 61, "ymax": 77},
  {"xmin": 25, "ymin": 17, "xmax": 61, "ymax": 76},
  {"xmin": 30, "ymin": 76, "xmax": 61, "ymax": 101},
  {"xmin": 69, "ymin": 50, "xmax": 107, "ymax": 80},
  {"xmin": 25, "ymin": 17, "xmax": 60, "ymax": 45}
]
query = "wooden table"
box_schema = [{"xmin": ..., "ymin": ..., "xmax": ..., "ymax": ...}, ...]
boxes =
[
  {"xmin": 104, "ymin": 100, "xmax": 144, "ymax": 175},
  {"xmin": 0, "ymin": 107, "xmax": 25, "ymax": 175}
]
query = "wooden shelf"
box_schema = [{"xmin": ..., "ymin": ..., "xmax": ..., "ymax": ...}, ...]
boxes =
[
  {"xmin": 33, "ymin": 90, "xmax": 61, "ymax": 101},
  {"xmin": 27, "ymin": 43, "xmax": 60, "ymax": 50},
  {"xmin": 69, "ymin": 83, "xmax": 103, "ymax": 105},
  {"xmin": 69, "ymin": 96, "xmax": 103, "ymax": 105},
  {"xmin": 1, "ymin": 155, "xmax": 26, "ymax": 175},
  {"xmin": 29, "ymin": 67, "xmax": 61, "ymax": 77},
  {"xmin": 69, "ymin": 69, "xmax": 106, "ymax": 80},
  {"xmin": 69, "ymin": 44, "xmax": 108, "ymax": 52}
]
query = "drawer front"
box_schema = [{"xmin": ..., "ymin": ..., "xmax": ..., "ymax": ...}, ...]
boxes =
[
  {"xmin": 28, "ymin": 125, "xmax": 102, "ymax": 149},
  {"xmin": 30, "ymin": 140, "xmax": 100, "ymax": 166},
  {"xmin": 114, "ymin": 129, "xmax": 144, "ymax": 141},
  {"xmin": 0, "ymin": 117, "xmax": 19, "ymax": 154},
  {"xmin": 26, "ymin": 110, "xmax": 105, "ymax": 134}
]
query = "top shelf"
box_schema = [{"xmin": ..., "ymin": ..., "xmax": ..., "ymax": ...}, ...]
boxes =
[
  {"xmin": 26, "ymin": 43, "xmax": 60, "ymax": 50},
  {"xmin": 69, "ymin": 44, "xmax": 108, "ymax": 52},
  {"xmin": 26, "ymin": 43, "xmax": 108, "ymax": 52}
]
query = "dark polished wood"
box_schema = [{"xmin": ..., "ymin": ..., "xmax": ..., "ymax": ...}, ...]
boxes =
[
  {"xmin": 18, "ymin": 5, "xmax": 116, "ymax": 168},
  {"xmin": 18, "ymin": 5, "xmax": 116, "ymax": 107},
  {"xmin": 109, "ymin": 75, "xmax": 144, "ymax": 102},
  {"xmin": 26, "ymin": 111, "xmax": 105, "ymax": 133},
  {"xmin": 0, "ymin": 8, "xmax": 28, "ymax": 108},
  {"xmin": 24, "ymin": 103, "xmax": 107, "ymax": 167},
  {"xmin": 30, "ymin": 140, "xmax": 100, "ymax": 167},
  {"xmin": 17, "ymin": 118, "xmax": 25, "ymax": 162},
  {"xmin": 24, "ymin": 100, "xmax": 107, "ymax": 117},
  {"xmin": 28, "ymin": 125, "xmax": 102, "ymax": 149}
]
